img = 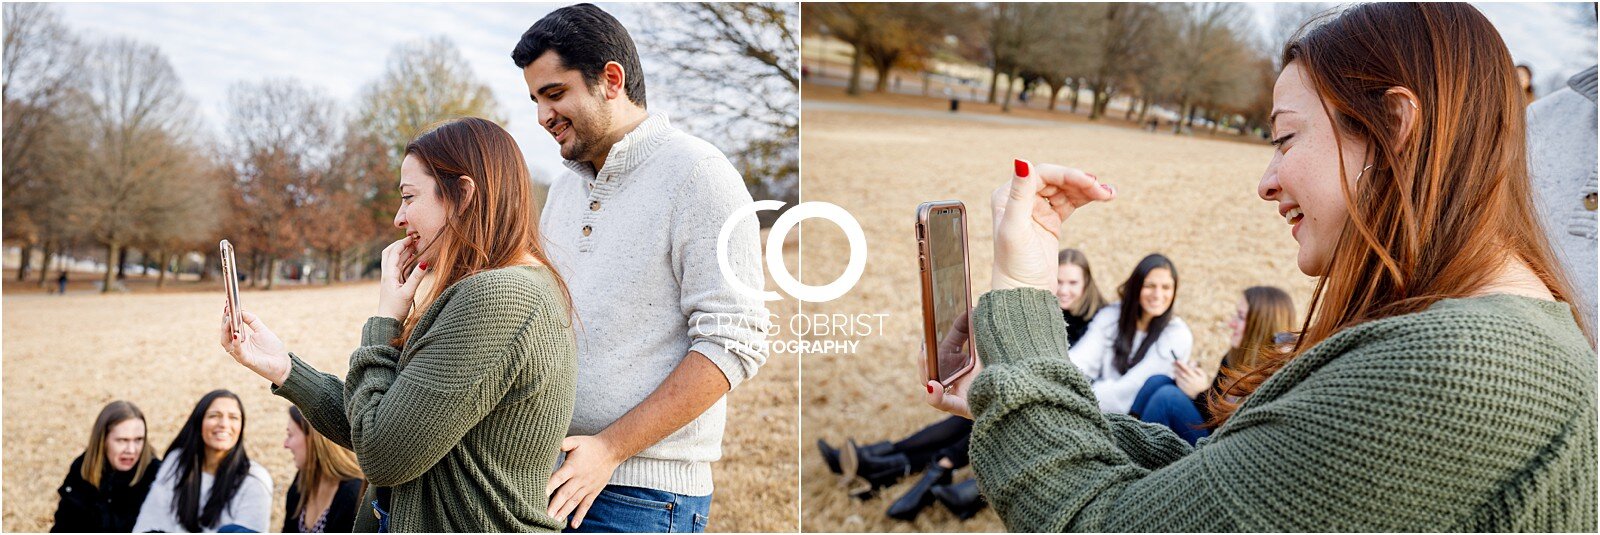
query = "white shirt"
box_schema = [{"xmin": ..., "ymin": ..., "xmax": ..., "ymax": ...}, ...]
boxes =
[
  {"xmin": 132, "ymin": 448, "xmax": 273, "ymax": 533},
  {"xmin": 1067, "ymin": 303, "xmax": 1194, "ymax": 414}
]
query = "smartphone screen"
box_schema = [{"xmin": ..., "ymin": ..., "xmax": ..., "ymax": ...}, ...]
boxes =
[{"xmin": 924, "ymin": 206, "xmax": 975, "ymax": 383}]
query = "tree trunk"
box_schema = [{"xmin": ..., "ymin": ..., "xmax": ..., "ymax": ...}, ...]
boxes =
[
  {"xmin": 922, "ymin": 72, "xmax": 931, "ymax": 97},
  {"xmin": 36, "ymin": 239, "xmax": 55, "ymax": 288},
  {"xmin": 1001, "ymin": 74, "xmax": 1015, "ymax": 112},
  {"xmin": 102, "ymin": 242, "xmax": 120, "ymax": 294},
  {"xmin": 156, "ymin": 250, "xmax": 169, "ymax": 289},
  {"xmin": 17, "ymin": 240, "xmax": 33, "ymax": 282},
  {"xmin": 1124, "ymin": 95, "xmax": 1138, "ymax": 121},
  {"xmin": 248, "ymin": 254, "xmax": 260, "ymax": 288},
  {"xmin": 1137, "ymin": 97, "xmax": 1151, "ymax": 123},
  {"xmin": 201, "ymin": 251, "xmax": 216, "ymax": 282},
  {"xmin": 1174, "ymin": 99, "xmax": 1190, "ymax": 135},
  {"xmin": 265, "ymin": 257, "xmax": 278, "ymax": 290},
  {"xmin": 846, "ymin": 46, "xmax": 865, "ymax": 96},
  {"xmin": 1069, "ymin": 79, "xmax": 1081, "ymax": 113},
  {"xmin": 873, "ymin": 63, "xmax": 891, "ymax": 93},
  {"xmin": 326, "ymin": 249, "xmax": 338, "ymax": 284},
  {"xmin": 1047, "ymin": 84, "xmax": 1062, "ymax": 112}
]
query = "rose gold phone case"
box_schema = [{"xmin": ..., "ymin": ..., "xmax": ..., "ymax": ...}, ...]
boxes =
[
  {"xmin": 220, "ymin": 240, "xmax": 241, "ymax": 336},
  {"xmin": 916, "ymin": 201, "xmax": 977, "ymax": 388}
]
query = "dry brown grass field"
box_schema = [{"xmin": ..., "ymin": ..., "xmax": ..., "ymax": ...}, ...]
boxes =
[
  {"xmin": 798, "ymin": 86, "xmax": 1316, "ymax": 532},
  {"xmin": 4, "ymin": 243, "xmax": 799, "ymax": 532}
]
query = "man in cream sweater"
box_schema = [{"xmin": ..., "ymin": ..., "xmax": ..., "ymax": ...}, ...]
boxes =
[{"xmin": 510, "ymin": 4, "xmax": 770, "ymax": 532}]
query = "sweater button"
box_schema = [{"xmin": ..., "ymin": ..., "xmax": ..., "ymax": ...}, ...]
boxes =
[
  {"xmin": 582, "ymin": 225, "xmax": 592, "ymax": 237},
  {"xmin": 589, "ymin": 200, "xmax": 600, "ymax": 211}
]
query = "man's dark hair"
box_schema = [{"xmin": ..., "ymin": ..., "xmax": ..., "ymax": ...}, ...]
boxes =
[{"xmin": 512, "ymin": 3, "xmax": 647, "ymax": 107}]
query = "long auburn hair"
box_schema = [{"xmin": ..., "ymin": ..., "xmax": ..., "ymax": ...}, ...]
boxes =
[
  {"xmin": 394, "ymin": 117, "xmax": 573, "ymax": 345},
  {"xmin": 288, "ymin": 406, "xmax": 364, "ymax": 523},
  {"xmin": 1057, "ymin": 248, "xmax": 1107, "ymax": 318},
  {"xmin": 167, "ymin": 389, "xmax": 252, "ymax": 532},
  {"xmin": 81, "ymin": 400, "xmax": 156, "ymax": 488},
  {"xmin": 1111, "ymin": 253, "xmax": 1179, "ymax": 375},
  {"xmin": 1214, "ymin": 3, "xmax": 1589, "ymax": 425}
]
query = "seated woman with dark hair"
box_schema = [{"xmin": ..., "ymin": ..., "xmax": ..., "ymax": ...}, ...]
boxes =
[
  {"xmin": 1066, "ymin": 253, "xmax": 1192, "ymax": 415},
  {"xmin": 52, "ymin": 400, "xmax": 162, "ymax": 533},
  {"xmin": 133, "ymin": 390, "xmax": 272, "ymax": 533},
  {"xmin": 1129, "ymin": 286, "xmax": 1295, "ymax": 444}
]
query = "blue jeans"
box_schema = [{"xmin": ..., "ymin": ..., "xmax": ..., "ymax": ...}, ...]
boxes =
[
  {"xmin": 562, "ymin": 485, "xmax": 711, "ymax": 533},
  {"xmin": 1130, "ymin": 375, "xmax": 1211, "ymax": 445}
]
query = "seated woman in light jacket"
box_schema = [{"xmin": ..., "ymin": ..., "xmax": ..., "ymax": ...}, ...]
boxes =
[{"xmin": 1065, "ymin": 253, "xmax": 1192, "ymax": 414}]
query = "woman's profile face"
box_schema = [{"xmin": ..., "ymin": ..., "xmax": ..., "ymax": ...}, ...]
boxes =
[
  {"xmin": 394, "ymin": 154, "xmax": 449, "ymax": 263},
  {"xmin": 105, "ymin": 418, "xmax": 146, "ymax": 472},
  {"xmin": 1227, "ymin": 297, "xmax": 1249, "ymax": 348},
  {"xmin": 1259, "ymin": 62, "xmax": 1372, "ymax": 276},
  {"xmin": 1056, "ymin": 263, "xmax": 1085, "ymax": 310},
  {"xmin": 200, "ymin": 397, "xmax": 242, "ymax": 456},
  {"xmin": 284, "ymin": 420, "xmax": 307, "ymax": 470},
  {"xmin": 1138, "ymin": 267, "xmax": 1175, "ymax": 321}
]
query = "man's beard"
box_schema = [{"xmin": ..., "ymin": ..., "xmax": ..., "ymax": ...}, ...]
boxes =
[{"xmin": 562, "ymin": 92, "xmax": 615, "ymax": 165}]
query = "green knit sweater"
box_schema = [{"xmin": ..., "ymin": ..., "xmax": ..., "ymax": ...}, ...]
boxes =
[
  {"xmin": 273, "ymin": 265, "xmax": 577, "ymax": 532},
  {"xmin": 968, "ymin": 288, "xmax": 1597, "ymax": 532}
]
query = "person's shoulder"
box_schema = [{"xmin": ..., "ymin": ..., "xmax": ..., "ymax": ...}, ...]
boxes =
[
  {"xmin": 443, "ymin": 265, "xmax": 567, "ymax": 322},
  {"xmin": 1164, "ymin": 316, "xmax": 1194, "ymax": 339},
  {"xmin": 1322, "ymin": 295, "xmax": 1593, "ymax": 384},
  {"xmin": 243, "ymin": 461, "xmax": 274, "ymax": 490}
]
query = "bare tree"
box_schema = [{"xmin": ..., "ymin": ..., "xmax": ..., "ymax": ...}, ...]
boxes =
[
  {"xmin": 635, "ymin": 3, "xmax": 798, "ymax": 222},
  {"xmin": 803, "ymin": 3, "xmax": 937, "ymax": 96},
  {"xmin": 3, "ymin": 3, "xmax": 84, "ymax": 282},
  {"xmin": 1165, "ymin": 3, "xmax": 1253, "ymax": 134},
  {"xmin": 63, "ymin": 37, "xmax": 203, "ymax": 293},
  {"xmin": 356, "ymin": 36, "xmax": 505, "ymax": 170},
  {"xmin": 307, "ymin": 125, "xmax": 391, "ymax": 283},
  {"xmin": 225, "ymin": 78, "xmax": 341, "ymax": 290}
]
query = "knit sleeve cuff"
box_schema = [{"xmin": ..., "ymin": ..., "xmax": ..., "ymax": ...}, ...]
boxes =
[
  {"xmin": 973, "ymin": 288, "xmax": 1071, "ymax": 367},
  {"xmin": 271, "ymin": 353, "xmax": 323, "ymax": 405},
  {"xmin": 361, "ymin": 316, "xmax": 402, "ymax": 348}
]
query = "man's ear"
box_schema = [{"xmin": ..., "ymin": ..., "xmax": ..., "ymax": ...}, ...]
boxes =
[
  {"xmin": 1383, "ymin": 86, "xmax": 1420, "ymax": 148},
  {"xmin": 602, "ymin": 61, "xmax": 627, "ymax": 101}
]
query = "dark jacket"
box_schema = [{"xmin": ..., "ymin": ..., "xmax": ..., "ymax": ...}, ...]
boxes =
[
  {"xmin": 51, "ymin": 453, "xmax": 161, "ymax": 532},
  {"xmin": 281, "ymin": 476, "xmax": 363, "ymax": 533}
]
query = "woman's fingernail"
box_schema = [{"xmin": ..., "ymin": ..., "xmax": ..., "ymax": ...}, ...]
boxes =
[
  {"xmin": 1014, "ymin": 159, "xmax": 1030, "ymax": 177},
  {"xmin": 420, "ymin": 262, "xmax": 429, "ymax": 271},
  {"xmin": 926, "ymin": 384, "xmax": 934, "ymax": 394},
  {"xmin": 1087, "ymin": 172, "xmax": 1099, "ymax": 181}
]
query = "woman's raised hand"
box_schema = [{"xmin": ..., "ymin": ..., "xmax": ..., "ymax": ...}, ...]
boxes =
[
  {"xmin": 989, "ymin": 159, "xmax": 1115, "ymax": 292},
  {"xmin": 220, "ymin": 304, "xmax": 292, "ymax": 385},
  {"xmin": 378, "ymin": 235, "xmax": 428, "ymax": 322}
]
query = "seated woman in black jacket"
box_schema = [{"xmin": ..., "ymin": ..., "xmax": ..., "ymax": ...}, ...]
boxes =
[
  {"xmin": 281, "ymin": 406, "xmax": 364, "ymax": 533},
  {"xmin": 53, "ymin": 400, "xmax": 161, "ymax": 532}
]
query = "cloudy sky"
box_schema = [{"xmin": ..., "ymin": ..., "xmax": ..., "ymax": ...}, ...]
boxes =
[
  {"xmin": 49, "ymin": 2, "xmax": 1596, "ymax": 185},
  {"xmin": 53, "ymin": 2, "xmax": 685, "ymax": 184}
]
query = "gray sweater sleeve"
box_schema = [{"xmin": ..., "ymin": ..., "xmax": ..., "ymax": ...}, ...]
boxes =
[
  {"xmin": 670, "ymin": 155, "xmax": 771, "ymax": 389},
  {"xmin": 221, "ymin": 466, "xmax": 274, "ymax": 532}
]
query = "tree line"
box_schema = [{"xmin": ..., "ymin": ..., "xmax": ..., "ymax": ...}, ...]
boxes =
[{"xmin": 804, "ymin": 2, "xmax": 1333, "ymax": 138}]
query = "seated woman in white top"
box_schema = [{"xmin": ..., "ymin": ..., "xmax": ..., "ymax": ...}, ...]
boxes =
[
  {"xmin": 134, "ymin": 389, "xmax": 272, "ymax": 533},
  {"xmin": 1067, "ymin": 253, "xmax": 1193, "ymax": 414}
]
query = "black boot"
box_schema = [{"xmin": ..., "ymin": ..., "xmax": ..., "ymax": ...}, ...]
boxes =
[
  {"xmin": 886, "ymin": 463, "xmax": 951, "ymax": 521},
  {"xmin": 931, "ymin": 478, "xmax": 987, "ymax": 520},
  {"xmin": 839, "ymin": 439, "xmax": 912, "ymax": 500},
  {"xmin": 817, "ymin": 439, "xmax": 892, "ymax": 475}
]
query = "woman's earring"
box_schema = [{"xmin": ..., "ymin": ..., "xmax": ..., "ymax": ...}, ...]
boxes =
[
  {"xmin": 1355, "ymin": 164, "xmax": 1375, "ymax": 182},
  {"xmin": 1408, "ymin": 99, "xmax": 1419, "ymax": 110}
]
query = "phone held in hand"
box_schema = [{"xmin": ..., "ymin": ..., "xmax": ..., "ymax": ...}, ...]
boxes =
[
  {"xmin": 916, "ymin": 201, "xmax": 977, "ymax": 387},
  {"xmin": 220, "ymin": 239, "xmax": 241, "ymax": 337}
]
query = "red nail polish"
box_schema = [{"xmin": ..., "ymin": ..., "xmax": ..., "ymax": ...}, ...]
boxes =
[
  {"xmin": 1013, "ymin": 159, "xmax": 1030, "ymax": 177},
  {"xmin": 926, "ymin": 384, "xmax": 934, "ymax": 394},
  {"xmin": 420, "ymin": 262, "xmax": 429, "ymax": 271}
]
